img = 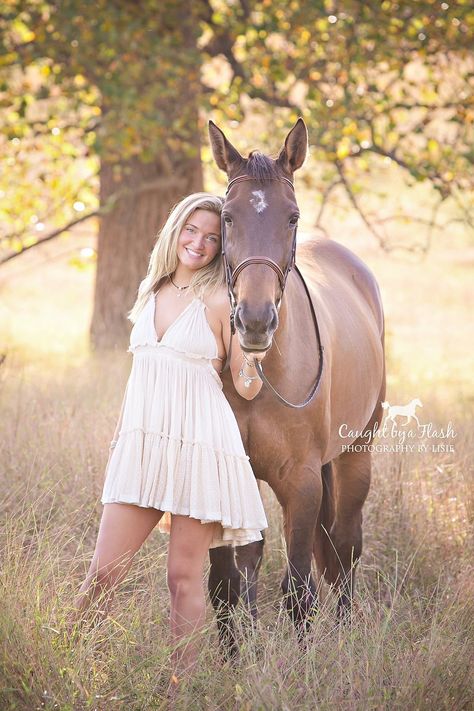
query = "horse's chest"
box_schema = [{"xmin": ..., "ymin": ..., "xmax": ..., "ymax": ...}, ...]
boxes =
[{"xmin": 239, "ymin": 406, "xmax": 317, "ymax": 481}]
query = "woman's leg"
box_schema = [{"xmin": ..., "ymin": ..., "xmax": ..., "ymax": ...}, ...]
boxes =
[
  {"xmin": 71, "ymin": 503, "xmax": 163, "ymax": 623},
  {"xmin": 167, "ymin": 516, "xmax": 218, "ymax": 675}
]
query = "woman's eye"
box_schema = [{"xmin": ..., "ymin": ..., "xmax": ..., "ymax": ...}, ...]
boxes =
[
  {"xmin": 206, "ymin": 235, "xmax": 218, "ymax": 243},
  {"xmin": 186, "ymin": 226, "xmax": 195, "ymax": 233}
]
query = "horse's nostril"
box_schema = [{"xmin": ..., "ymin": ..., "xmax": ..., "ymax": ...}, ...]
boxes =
[
  {"xmin": 234, "ymin": 306, "xmax": 245, "ymax": 332},
  {"xmin": 269, "ymin": 307, "xmax": 278, "ymax": 332}
]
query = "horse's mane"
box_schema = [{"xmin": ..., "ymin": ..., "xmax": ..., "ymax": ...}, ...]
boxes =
[{"xmin": 245, "ymin": 151, "xmax": 282, "ymax": 180}]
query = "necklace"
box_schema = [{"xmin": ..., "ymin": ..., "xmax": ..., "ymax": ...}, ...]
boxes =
[{"xmin": 170, "ymin": 274, "xmax": 191, "ymax": 297}]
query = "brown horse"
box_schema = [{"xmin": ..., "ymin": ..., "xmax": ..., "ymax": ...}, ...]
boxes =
[{"xmin": 207, "ymin": 119, "xmax": 385, "ymax": 654}]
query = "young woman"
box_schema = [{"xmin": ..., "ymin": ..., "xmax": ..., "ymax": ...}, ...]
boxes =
[{"xmin": 71, "ymin": 192, "xmax": 268, "ymax": 679}]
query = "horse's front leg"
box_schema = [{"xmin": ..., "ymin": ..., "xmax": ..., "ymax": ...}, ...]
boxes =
[
  {"xmin": 277, "ymin": 460, "xmax": 322, "ymax": 634},
  {"xmin": 208, "ymin": 545, "xmax": 241, "ymax": 660},
  {"xmin": 235, "ymin": 537, "xmax": 265, "ymax": 622},
  {"xmin": 324, "ymin": 447, "xmax": 371, "ymax": 619}
]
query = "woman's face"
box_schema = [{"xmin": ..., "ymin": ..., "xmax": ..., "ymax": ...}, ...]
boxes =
[{"xmin": 176, "ymin": 209, "xmax": 221, "ymax": 271}]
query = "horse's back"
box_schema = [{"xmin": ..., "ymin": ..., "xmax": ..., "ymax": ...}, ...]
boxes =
[{"xmin": 297, "ymin": 238, "xmax": 384, "ymax": 336}]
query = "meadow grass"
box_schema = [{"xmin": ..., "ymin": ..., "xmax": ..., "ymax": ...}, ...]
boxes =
[{"xmin": 1, "ymin": 223, "xmax": 473, "ymax": 709}]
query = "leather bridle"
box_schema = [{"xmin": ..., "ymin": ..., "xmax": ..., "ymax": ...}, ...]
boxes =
[{"xmin": 221, "ymin": 174, "xmax": 324, "ymax": 409}]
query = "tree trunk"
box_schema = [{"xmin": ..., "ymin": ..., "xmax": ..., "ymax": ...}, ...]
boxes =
[{"xmin": 90, "ymin": 127, "xmax": 203, "ymax": 350}]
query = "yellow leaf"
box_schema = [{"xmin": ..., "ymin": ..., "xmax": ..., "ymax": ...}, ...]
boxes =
[
  {"xmin": 337, "ymin": 139, "xmax": 351, "ymax": 159},
  {"xmin": 12, "ymin": 19, "xmax": 35, "ymax": 43},
  {"xmin": 74, "ymin": 74, "xmax": 86, "ymax": 88},
  {"xmin": 201, "ymin": 145, "xmax": 211, "ymax": 162},
  {"xmin": 343, "ymin": 121, "xmax": 357, "ymax": 136}
]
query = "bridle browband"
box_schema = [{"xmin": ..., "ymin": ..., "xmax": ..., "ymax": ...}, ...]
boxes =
[{"xmin": 221, "ymin": 174, "xmax": 324, "ymax": 409}]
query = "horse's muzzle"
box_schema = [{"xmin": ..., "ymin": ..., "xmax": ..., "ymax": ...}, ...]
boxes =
[{"xmin": 234, "ymin": 301, "xmax": 278, "ymax": 351}]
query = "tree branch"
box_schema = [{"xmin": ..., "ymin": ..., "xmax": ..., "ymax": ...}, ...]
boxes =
[
  {"xmin": 9, "ymin": 117, "xmax": 100, "ymax": 141},
  {"xmin": 0, "ymin": 209, "xmax": 100, "ymax": 265},
  {"xmin": 0, "ymin": 175, "xmax": 185, "ymax": 265},
  {"xmin": 314, "ymin": 179, "xmax": 342, "ymax": 237},
  {"xmin": 335, "ymin": 160, "xmax": 387, "ymax": 250}
]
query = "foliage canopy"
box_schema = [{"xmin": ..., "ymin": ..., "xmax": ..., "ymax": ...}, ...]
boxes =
[{"xmin": 1, "ymin": 0, "xmax": 473, "ymax": 259}]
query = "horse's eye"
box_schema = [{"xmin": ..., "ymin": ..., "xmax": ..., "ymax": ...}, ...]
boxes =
[
  {"xmin": 289, "ymin": 216, "xmax": 299, "ymax": 227},
  {"xmin": 224, "ymin": 215, "xmax": 233, "ymax": 226}
]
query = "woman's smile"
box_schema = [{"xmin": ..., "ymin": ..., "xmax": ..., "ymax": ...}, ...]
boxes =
[{"xmin": 185, "ymin": 246, "xmax": 205, "ymax": 258}]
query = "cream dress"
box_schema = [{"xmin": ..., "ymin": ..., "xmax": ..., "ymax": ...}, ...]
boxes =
[{"xmin": 101, "ymin": 291, "xmax": 268, "ymax": 548}]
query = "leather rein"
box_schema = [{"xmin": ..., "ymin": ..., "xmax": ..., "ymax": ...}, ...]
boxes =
[{"xmin": 221, "ymin": 174, "xmax": 324, "ymax": 409}]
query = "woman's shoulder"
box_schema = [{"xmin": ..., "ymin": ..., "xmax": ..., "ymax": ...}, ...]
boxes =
[
  {"xmin": 202, "ymin": 286, "xmax": 231, "ymax": 321},
  {"xmin": 203, "ymin": 286, "xmax": 230, "ymax": 309}
]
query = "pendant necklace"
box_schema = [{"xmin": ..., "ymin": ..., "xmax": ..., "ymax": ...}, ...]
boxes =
[{"xmin": 170, "ymin": 275, "xmax": 190, "ymax": 298}]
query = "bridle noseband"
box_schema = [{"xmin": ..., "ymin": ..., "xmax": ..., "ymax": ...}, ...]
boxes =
[{"xmin": 221, "ymin": 174, "xmax": 324, "ymax": 409}]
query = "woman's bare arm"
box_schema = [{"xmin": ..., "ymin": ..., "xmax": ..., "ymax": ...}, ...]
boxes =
[{"xmin": 219, "ymin": 297, "xmax": 266, "ymax": 401}]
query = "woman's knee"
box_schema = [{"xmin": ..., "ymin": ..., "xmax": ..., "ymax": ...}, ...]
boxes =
[
  {"xmin": 167, "ymin": 517, "xmax": 215, "ymax": 597},
  {"xmin": 167, "ymin": 558, "xmax": 200, "ymax": 598}
]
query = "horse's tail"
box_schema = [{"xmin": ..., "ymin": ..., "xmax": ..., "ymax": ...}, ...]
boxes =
[
  {"xmin": 381, "ymin": 401, "xmax": 390, "ymax": 409},
  {"xmin": 313, "ymin": 461, "xmax": 336, "ymax": 583}
]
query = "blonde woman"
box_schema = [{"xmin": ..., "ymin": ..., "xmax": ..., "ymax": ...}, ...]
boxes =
[{"xmin": 71, "ymin": 192, "xmax": 268, "ymax": 680}]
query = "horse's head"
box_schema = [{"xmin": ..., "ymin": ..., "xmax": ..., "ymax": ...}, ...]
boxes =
[{"xmin": 209, "ymin": 119, "xmax": 308, "ymax": 352}]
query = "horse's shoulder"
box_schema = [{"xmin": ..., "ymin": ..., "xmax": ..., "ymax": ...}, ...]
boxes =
[
  {"xmin": 298, "ymin": 238, "xmax": 371, "ymax": 275},
  {"xmin": 297, "ymin": 237, "xmax": 384, "ymax": 329}
]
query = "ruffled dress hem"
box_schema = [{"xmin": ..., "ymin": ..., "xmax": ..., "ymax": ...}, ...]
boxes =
[{"xmin": 99, "ymin": 497, "xmax": 264, "ymax": 548}]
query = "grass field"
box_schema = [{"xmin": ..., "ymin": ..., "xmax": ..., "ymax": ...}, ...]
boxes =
[{"xmin": 1, "ymin": 198, "xmax": 473, "ymax": 709}]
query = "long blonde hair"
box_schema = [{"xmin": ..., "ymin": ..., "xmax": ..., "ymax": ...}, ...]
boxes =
[{"xmin": 129, "ymin": 192, "xmax": 225, "ymax": 323}]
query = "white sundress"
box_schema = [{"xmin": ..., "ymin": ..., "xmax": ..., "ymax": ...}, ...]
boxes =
[{"xmin": 101, "ymin": 291, "xmax": 268, "ymax": 548}]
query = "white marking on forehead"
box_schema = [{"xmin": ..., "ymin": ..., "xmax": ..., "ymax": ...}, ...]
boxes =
[{"xmin": 250, "ymin": 190, "xmax": 268, "ymax": 213}]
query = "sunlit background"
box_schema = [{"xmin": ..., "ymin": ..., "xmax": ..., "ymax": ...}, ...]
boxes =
[{"xmin": 1, "ymin": 2, "xmax": 473, "ymax": 709}]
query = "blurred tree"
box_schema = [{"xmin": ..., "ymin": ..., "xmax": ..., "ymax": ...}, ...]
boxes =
[
  {"xmin": 1, "ymin": 0, "xmax": 473, "ymax": 346},
  {"xmin": 0, "ymin": 0, "xmax": 205, "ymax": 348}
]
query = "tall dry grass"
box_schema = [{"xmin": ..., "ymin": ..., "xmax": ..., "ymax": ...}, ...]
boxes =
[{"xmin": 1, "ymin": 219, "xmax": 473, "ymax": 709}]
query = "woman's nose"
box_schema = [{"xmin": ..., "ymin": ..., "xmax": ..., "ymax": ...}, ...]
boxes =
[{"xmin": 192, "ymin": 234, "xmax": 205, "ymax": 249}]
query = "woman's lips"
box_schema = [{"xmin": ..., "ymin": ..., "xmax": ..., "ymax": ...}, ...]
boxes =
[{"xmin": 185, "ymin": 247, "xmax": 204, "ymax": 258}]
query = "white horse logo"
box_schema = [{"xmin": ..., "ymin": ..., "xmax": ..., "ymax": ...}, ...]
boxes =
[{"xmin": 381, "ymin": 398, "xmax": 423, "ymax": 426}]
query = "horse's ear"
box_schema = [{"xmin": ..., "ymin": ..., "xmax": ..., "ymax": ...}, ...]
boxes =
[
  {"xmin": 277, "ymin": 118, "xmax": 308, "ymax": 172},
  {"xmin": 208, "ymin": 121, "xmax": 244, "ymax": 173}
]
